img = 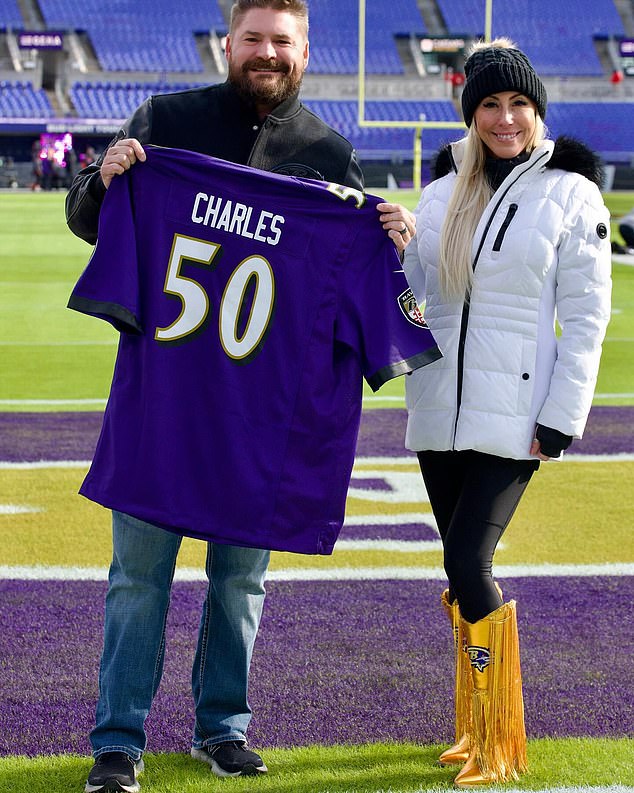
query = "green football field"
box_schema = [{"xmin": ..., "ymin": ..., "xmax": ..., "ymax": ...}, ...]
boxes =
[
  {"xmin": 0, "ymin": 190, "xmax": 633, "ymax": 793},
  {"xmin": 1, "ymin": 190, "xmax": 633, "ymax": 410}
]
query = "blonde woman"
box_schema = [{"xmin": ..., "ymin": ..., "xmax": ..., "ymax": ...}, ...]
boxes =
[{"xmin": 404, "ymin": 39, "xmax": 611, "ymax": 787}]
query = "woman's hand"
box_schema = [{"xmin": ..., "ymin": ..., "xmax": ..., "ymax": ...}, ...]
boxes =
[
  {"xmin": 530, "ymin": 438, "xmax": 551, "ymax": 461},
  {"xmin": 377, "ymin": 202, "xmax": 416, "ymax": 254}
]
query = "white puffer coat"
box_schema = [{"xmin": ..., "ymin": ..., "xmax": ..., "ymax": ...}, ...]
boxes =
[{"xmin": 403, "ymin": 137, "xmax": 612, "ymax": 460}]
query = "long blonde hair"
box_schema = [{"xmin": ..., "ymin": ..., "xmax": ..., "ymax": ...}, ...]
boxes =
[{"xmin": 438, "ymin": 39, "xmax": 546, "ymax": 300}]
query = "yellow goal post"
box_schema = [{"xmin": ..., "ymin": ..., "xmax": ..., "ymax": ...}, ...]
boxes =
[{"xmin": 356, "ymin": 0, "xmax": 493, "ymax": 190}]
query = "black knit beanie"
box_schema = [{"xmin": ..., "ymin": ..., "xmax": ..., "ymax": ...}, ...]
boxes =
[{"xmin": 461, "ymin": 45, "xmax": 547, "ymax": 127}]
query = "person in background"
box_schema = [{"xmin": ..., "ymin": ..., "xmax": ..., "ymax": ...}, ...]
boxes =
[
  {"xmin": 82, "ymin": 145, "xmax": 98, "ymax": 167},
  {"xmin": 403, "ymin": 38, "xmax": 611, "ymax": 788},
  {"xmin": 612, "ymin": 206, "xmax": 634, "ymax": 253},
  {"xmin": 31, "ymin": 139, "xmax": 43, "ymax": 191},
  {"xmin": 65, "ymin": 2, "xmax": 415, "ymax": 792}
]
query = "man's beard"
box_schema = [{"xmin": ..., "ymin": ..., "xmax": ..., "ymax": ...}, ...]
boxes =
[{"xmin": 229, "ymin": 58, "xmax": 303, "ymax": 106}]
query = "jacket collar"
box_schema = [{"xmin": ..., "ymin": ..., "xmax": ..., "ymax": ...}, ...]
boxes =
[
  {"xmin": 438, "ymin": 136, "xmax": 603, "ymax": 188},
  {"xmin": 447, "ymin": 137, "xmax": 554, "ymax": 176}
]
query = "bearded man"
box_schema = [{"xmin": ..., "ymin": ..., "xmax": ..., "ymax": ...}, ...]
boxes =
[{"xmin": 66, "ymin": 3, "xmax": 415, "ymax": 791}]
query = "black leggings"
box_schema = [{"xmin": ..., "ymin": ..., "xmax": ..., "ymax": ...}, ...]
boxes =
[{"xmin": 417, "ymin": 450, "xmax": 539, "ymax": 623}]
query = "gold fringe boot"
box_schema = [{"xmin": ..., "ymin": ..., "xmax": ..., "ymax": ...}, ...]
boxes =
[
  {"xmin": 438, "ymin": 589, "xmax": 471, "ymax": 766},
  {"xmin": 454, "ymin": 601, "xmax": 527, "ymax": 788}
]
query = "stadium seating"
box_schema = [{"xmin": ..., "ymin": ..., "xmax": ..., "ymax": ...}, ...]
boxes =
[
  {"xmin": 28, "ymin": 0, "xmax": 627, "ymax": 77},
  {"xmin": 37, "ymin": 0, "xmax": 225, "ymax": 31},
  {"xmin": 67, "ymin": 79, "xmax": 634, "ymax": 164},
  {"xmin": 88, "ymin": 29, "xmax": 204, "ymax": 74},
  {"xmin": 0, "ymin": 80, "xmax": 55, "ymax": 118},
  {"xmin": 2, "ymin": 0, "xmax": 633, "ymax": 182},
  {"xmin": 0, "ymin": 0, "xmax": 21, "ymax": 30},
  {"xmin": 307, "ymin": 0, "xmax": 426, "ymax": 74},
  {"xmin": 546, "ymin": 102, "xmax": 634, "ymax": 163},
  {"xmin": 37, "ymin": 0, "xmax": 226, "ymax": 72},
  {"xmin": 305, "ymin": 99, "xmax": 459, "ymax": 157},
  {"xmin": 70, "ymin": 81, "xmax": 204, "ymax": 118},
  {"xmin": 436, "ymin": 0, "xmax": 624, "ymax": 76},
  {"xmin": 68, "ymin": 83, "xmax": 460, "ymax": 157}
]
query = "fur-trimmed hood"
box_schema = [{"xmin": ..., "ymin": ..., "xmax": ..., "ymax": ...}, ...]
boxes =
[{"xmin": 432, "ymin": 135, "xmax": 604, "ymax": 188}]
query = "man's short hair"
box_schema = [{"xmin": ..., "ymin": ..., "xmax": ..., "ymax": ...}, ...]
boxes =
[{"xmin": 230, "ymin": 0, "xmax": 309, "ymax": 36}]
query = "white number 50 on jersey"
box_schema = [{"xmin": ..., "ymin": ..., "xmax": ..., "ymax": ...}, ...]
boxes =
[{"xmin": 155, "ymin": 233, "xmax": 275, "ymax": 361}]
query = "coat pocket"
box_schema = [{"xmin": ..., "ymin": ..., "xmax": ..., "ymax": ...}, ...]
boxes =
[{"xmin": 517, "ymin": 335, "xmax": 537, "ymax": 416}]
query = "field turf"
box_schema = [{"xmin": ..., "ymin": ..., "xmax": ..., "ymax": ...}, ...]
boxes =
[{"xmin": 0, "ymin": 190, "xmax": 632, "ymax": 792}]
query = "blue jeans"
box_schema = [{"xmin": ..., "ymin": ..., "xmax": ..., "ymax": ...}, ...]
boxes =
[{"xmin": 91, "ymin": 511, "xmax": 270, "ymax": 760}]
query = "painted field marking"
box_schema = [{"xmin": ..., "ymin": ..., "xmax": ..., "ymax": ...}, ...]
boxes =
[
  {"xmin": 363, "ymin": 393, "xmax": 634, "ymax": 403},
  {"xmin": 0, "ymin": 460, "xmax": 91, "ymax": 469},
  {"xmin": 1, "ymin": 562, "xmax": 632, "ymax": 582},
  {"xmin": 349, "ymin": 468, "xmax": 426, "ymax": 503},
  {"xmin": 344, "ymin": 512, "xmax": 436, "ymax": 526},
  {"xmin": 354, "ymin": 454, "xmax": 634, "ymax": 465},
  {"xmin": 446, "ymin": 788, "xmax": 634, "ymax": 793},
  {"xmin": 336, "ymin": 539, "xmax": 443, "ymax": 552},
  {"xmin": 0, "ymin": 399, "xmax": 107, "ymax": 406},
  {"xmin": 594, "ymin": 392, "xmax": 634, "ymax": 399},
  {"xmin": 1, "ymin": 393, "xmax": 631, "ymax": 406},
  {"xmin": 0, "ymin": 340, "xmax": 116, "ymax": 346},
  {"xmin": 0, "ymin": 504, "xmax": 43, "ymax": 514},
  {"xmin": 490, "ymin": 788, "xmax": 633, "ymax": 793},
  {"xmin": 1, "ymin": 454, "xmax": 633, "ymax": 473}
]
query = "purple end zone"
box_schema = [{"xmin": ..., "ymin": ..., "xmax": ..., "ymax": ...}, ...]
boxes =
[
  {"xmin": 0, "ymin": 406, "xmax": 632, "ymax": 756},
  {"xmin": 0, "ymin": 575, "xmax": 631, "ymax": 757},
  {"xmin": 354, "ymin": 406, "xmax": 634, "ymax": 458},
  {"xmin": 1, "ymin": 406, "xmax": 633, "ymax": 463},
  {"xmin": 0, "ymin": 412, "xmax": 102, "ymax": 462}
]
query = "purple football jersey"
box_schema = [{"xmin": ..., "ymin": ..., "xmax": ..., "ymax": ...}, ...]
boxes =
[{"xmin": 69, "ymin": 146, "xmax": 440, "ymax": 554}]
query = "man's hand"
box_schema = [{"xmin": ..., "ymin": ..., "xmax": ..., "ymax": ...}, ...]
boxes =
[
  {"xmin": 377, "ymin": 202, "xmax": 416, "ymax": 254},
  {"xmin": 100, "ymin": 138, "xmax": 146, "ymax": 189}
]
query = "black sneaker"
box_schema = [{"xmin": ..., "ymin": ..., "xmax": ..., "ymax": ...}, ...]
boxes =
[
  {"xmin": 191, "ymin": 741, "xmax": 268, "ymax": 777},
  {"xmin": 85, "ymin": 751, "xmax": 144, "ymax": 793}
]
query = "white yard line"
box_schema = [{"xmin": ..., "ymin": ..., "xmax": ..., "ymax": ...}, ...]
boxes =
[
  {"xmin": 593, "ymin": 392, "xmax": 634, "ymax": 399},
  {"xmin": 0, "ymin": 460, "xmax": 91, "ymax": 469},
  {"xmin": 335, "ymin": 539, "xmax": 444, "ymax": 552},
  {"xmin": 0, "ymin": 398, "xmax": 107, "ymax": 406},
  {"xmin": 403, "ymin": 788, "xmax": 634, "ymax": 793},
  {"xmin": 0, "ymin": 341, "xmax": 116, "ymax": 346},
  {"xmin": 2, "ymin": 453, "xmax": 633, "ymax": 472},
  {"xmin": 353, "ymin": 454, "xmax": 634, "ymax": 466},
  {"xmin": 0, "ymin": 393, "xmax": 631, "ymax": 407},
  {"xmin": 0, "ymin": 504, "xmax": 43, "ymax": 514},
  {"xmin": 1, "ymin": 562, "xmax": 632, "ymax": 582},
  {"xmin": 363, "ymin": 392, "xmax": 634, "ymax": 404}
]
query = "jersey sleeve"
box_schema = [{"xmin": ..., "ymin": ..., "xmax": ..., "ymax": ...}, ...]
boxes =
[
  {"xmin": 67, "ymin": 173, "xmax": 142, "ymax": 334},
  {"xmin": 336, "ymin": 222, "xmax": 441, "ymax": 392}
]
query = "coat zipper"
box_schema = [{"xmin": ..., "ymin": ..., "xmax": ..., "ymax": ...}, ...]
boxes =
[{"xmin": 492, "ymin": 204, "xmax": 518, "ymax": 251}]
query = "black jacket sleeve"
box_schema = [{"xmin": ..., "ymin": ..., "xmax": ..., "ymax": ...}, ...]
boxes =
[{"xmin": 65, "ymin": 100, "xmax": 154, "ymax": 244}]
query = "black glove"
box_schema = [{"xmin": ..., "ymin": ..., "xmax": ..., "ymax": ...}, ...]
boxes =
[{"xmin": 535, "ymin": 424, "xmax": 573, "ymax": 458}]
